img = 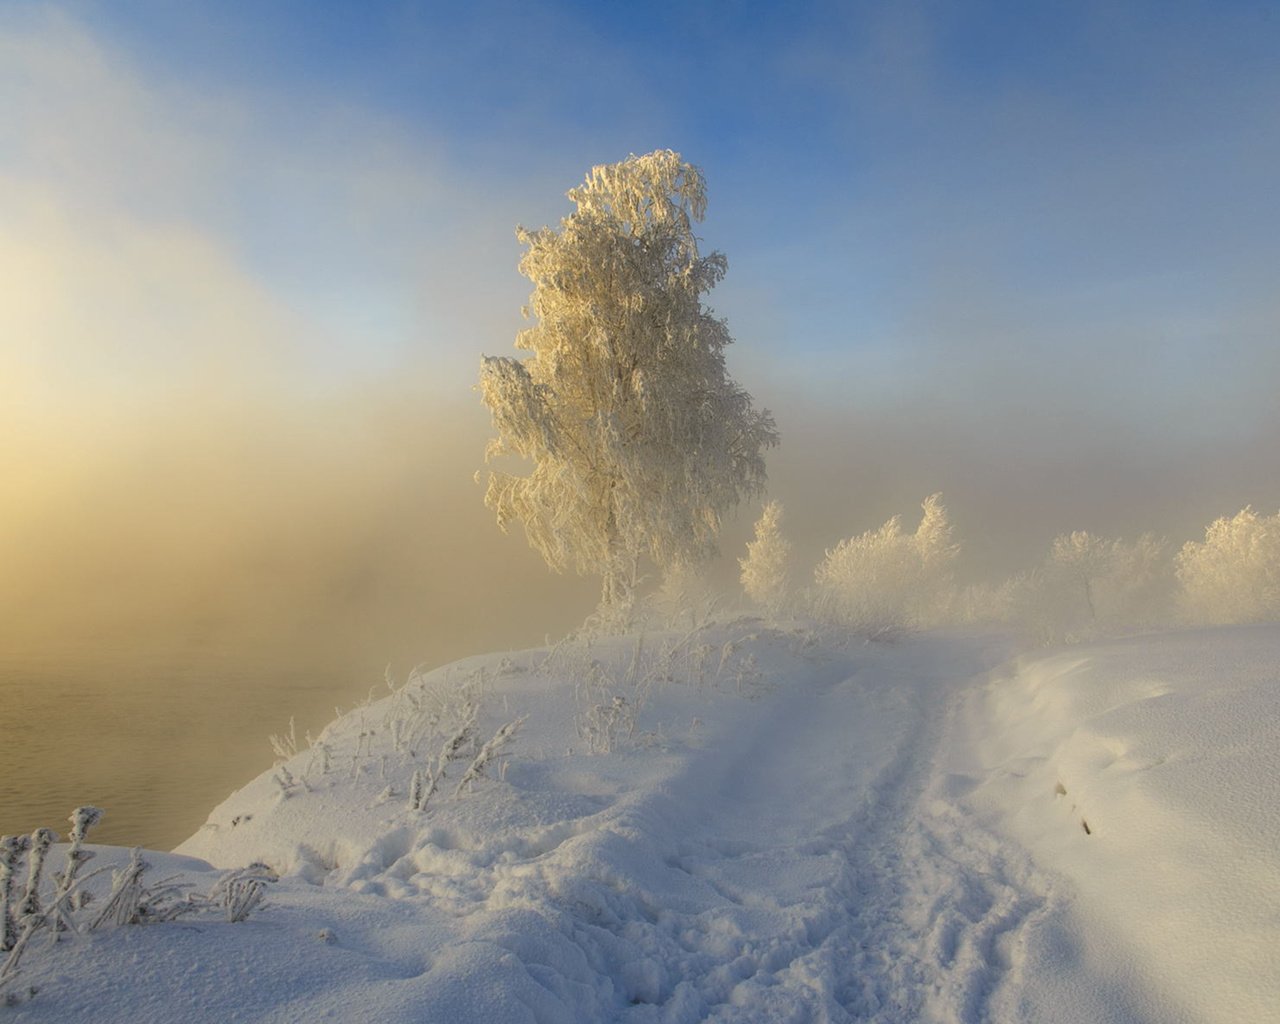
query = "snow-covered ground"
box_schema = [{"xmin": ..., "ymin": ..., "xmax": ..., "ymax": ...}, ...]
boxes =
[{"xmin": 5, "ymin": 622, "xmax": 1278, "ymax": 1022}]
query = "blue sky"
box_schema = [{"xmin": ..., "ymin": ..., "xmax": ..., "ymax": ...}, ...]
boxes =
[{"xmin": 3, "ymin": 0, "xmax": 1279, "ymax": 556}]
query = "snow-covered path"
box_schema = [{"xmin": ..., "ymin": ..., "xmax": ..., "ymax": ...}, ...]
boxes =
[
  {"xmin": 10, "ymin": 625, "xmax": 1280, "ymax": 1022},
  {"xmin": 324, "ymin": 633, "xmax": 1049, "ymax": 1023},
  {"xmin": 568, "ymin": 636, "xmax": 1052, "ymax": 1023}
]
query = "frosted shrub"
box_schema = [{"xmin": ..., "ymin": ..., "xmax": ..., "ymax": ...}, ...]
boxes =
[
  {"xmin": 382, "ymin": 667, "xmax": 481, "ymax": 762},
  {"xmin": 1101, "ymin": 532, "xmax": 1170, "ymax": 625},
  {"xmin": 1177, "ymin": 506, "xmax": 1280, "ymax": 624},
  {"xmin": 295, "ymin": 659, "xmax": 530, "ymax": 816},
  {"xmin": 813, "ymin": 494, "xmax": 958, "ymax": 634},
  {"xmin": 950, "ymin": 578, "xmax": 1023, "ymax": 626},
  {"xmin": 269, "ymin": 718, "xmax": 299, "ymax": 762},
  {"xmin": 650, "ymin": 561, "xmax": 721, "ymax": 630},
  {"xmin": 407, "ymin": 713, "xmax": 477, "ymax": 812},
  {"xmin": 577, "ymin": 693, "xmax": 635, "ymax": 754},
  {"xmin": 571, "ymin": 643, "xmax": 646, "ymax": 755},
  {"xmin": 740, "ymin": 501, "xmax": 792, "ymax": 617},
  {"xmin": 543, "ymin": 625, "xmax": 771, "ymax": 753},
  {"xmin": 91, "ymin": 848, "xmax": 181, "ymax": 929},
  {"xmin": 208, "ymin": 864, "xmax": 275, "ymax": 924},
  {"xmin": 454, "ymin": 717, "xmax": 527, "ymax": 795},
  {"xmin": 0, "ymin": 807, "xmax": 273, "ymax": 1001},
  {"xmin": 275, "ymin": 660, "xmax": 500, "ymax": 814}
]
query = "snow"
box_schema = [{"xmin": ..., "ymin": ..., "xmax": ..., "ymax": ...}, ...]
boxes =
[
  {"xmin": 954, "ymin": 625, "xmax": 1280, "ymax": 1023},
  {"xmin": 5, "ymin": 622, "xmax": 1278, "ymax": 1022}
]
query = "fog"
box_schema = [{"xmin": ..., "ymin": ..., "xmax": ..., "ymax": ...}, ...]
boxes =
[
  {"xmin": 8, "ymin": 352, "xmax": 1280, "ymax": 851},
  {"xmin": 5, "ymin": 183, "xmax": 1278, "ymax": 677},
  {"xmin": 6, "ymin": 363, "xmax": 1280, "ymax": 683},
  {"xmin": 5, "ymin": 3, "xmax": 1279, "ymax": 677},
  {"xmin": 0, "ymin": 388, "xmax": 598, "ymax": 676}
]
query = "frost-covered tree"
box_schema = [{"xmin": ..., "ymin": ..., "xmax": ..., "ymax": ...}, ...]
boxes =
[
  {"xmin": 1177, "ymin": 506, "xmax": 1280, "ymax": 623},
  {"xmin": 479, "ymin": 151, "xmax": 778, "ymax": 609},
  {"xmin": 1014, "ymin": 531, "xmax": 1171, "ymax": 643},
  {"xmin": 813, "ymin": 494, "xmax": 959, "ymax": 632},
  {"xmin": 740, "ymin": 500, "xmax": 791, "ymax": 616},
  {"xmin": 1106, "ymin": 532, "xmax": 1170, "ymax": 624},
  {"xmin": 1048, "ymin": 531, "xmax": 1115, "ymax": 622}
]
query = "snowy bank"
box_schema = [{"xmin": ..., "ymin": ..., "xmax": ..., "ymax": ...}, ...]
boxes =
[{"xmin": 5, "ymin": 623, "xmax": 1278, "ymax": 1022}]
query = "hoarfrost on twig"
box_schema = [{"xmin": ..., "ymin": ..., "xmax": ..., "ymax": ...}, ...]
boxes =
[{"xmin": 455, "ymin": 716, "xmax": 527, "ymax": 796}]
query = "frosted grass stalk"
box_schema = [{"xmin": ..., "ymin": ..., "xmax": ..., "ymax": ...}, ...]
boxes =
[
  {"xmin": 49, "ymin": 806, "xmax": 103, "ymax": 938},
  {"xmin": 0, "ymin": 836, "xmax": 29, "ymax": 953},
  {"xmin": 455, "ymin": 717, "xmax": 527, "ymax": 796}
]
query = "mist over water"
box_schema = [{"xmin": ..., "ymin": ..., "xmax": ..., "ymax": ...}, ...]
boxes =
[
  {"xmin": 6, "ymin": 354, "xmax": 1280, "ymax": 850},
  {"xmin": 6, "ymin": 370, "xmax": 1280, "ymax": 846},
  {"xmin": 0, "ymin": 388, "xmax": 598, "ymax": 848}
]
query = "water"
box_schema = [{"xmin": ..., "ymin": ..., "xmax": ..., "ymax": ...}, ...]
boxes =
[{"xmin": 0, "ymin": 642, "xmax": 381, "ymax": 851}]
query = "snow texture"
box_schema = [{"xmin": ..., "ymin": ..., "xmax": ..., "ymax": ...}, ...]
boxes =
[{"xmin": 6, "ymin": 623, "xmax": 1278, "ymax": 1022}]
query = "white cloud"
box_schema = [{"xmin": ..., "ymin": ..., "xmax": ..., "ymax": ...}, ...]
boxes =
[{"xmin": 0, "ymin": 5, "xmax": 551, "ymax": 403}]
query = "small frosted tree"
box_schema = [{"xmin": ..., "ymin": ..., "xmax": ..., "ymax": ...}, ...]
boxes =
[
  {"xmin": 1048, "ymin": 531, "xmax": 1115, "ymax": 622},
  {"xmin": 1177, "ymin": 506, "xmax": 1280, "ymax": 623},
  {"xmin": 1016, "ymin": 530, "xmax": 1171, "ymax": 642},
  {"xmin": 479, "ymin": 151, "xmax": 778, "ymax": 610},
  {"xmin": 740, "ymin": 500, "xmax": 791, "ymax": 616},
  {"xmin": 1107, "ymin": 532, "xmax": 1170, "ymax": 625},
  {"xmin": 814, "ymin": 493, "xmax": 959, "ymax": 632}
]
